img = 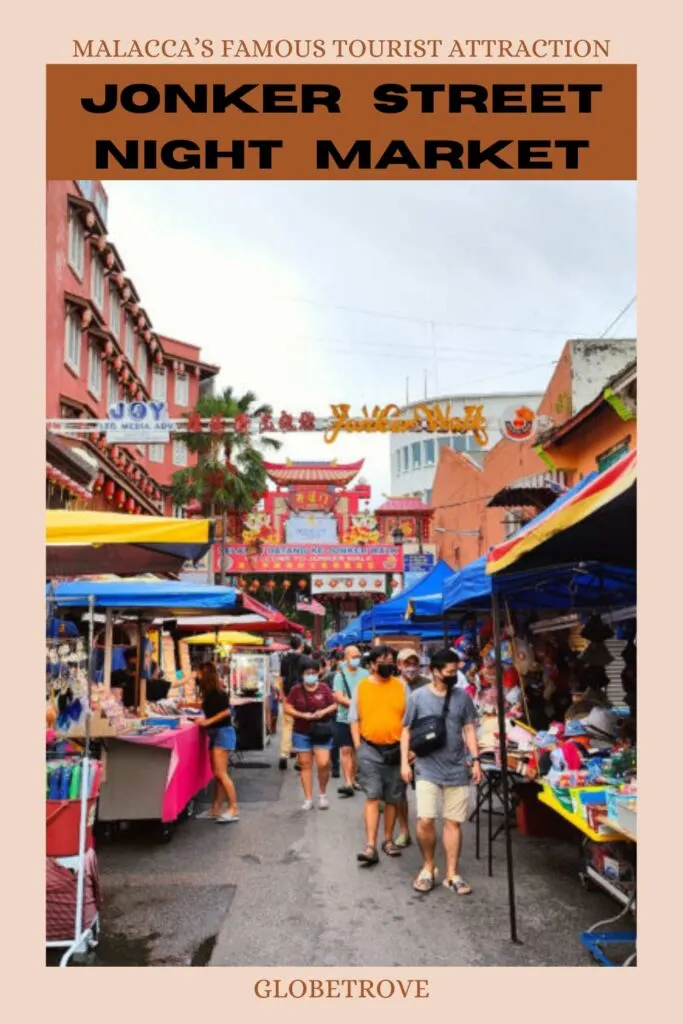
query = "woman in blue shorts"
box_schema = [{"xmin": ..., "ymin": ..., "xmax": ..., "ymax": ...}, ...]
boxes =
[
  {"xmin": 197, "ymin": 663, "xmax": 239, "ymax": 823},
  {"xmin": 285, "ymin": 657, "xmax": 338, "ymax": 811}
]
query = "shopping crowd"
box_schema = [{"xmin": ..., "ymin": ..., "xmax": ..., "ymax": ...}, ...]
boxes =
[{"xmin": 275, "ymin": 636, "xmax": 482, "ymax": 896}]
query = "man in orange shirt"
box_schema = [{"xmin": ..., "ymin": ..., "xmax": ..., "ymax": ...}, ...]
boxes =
[{"xmin": 349, "ymin": 645, "xmax": 408, "ymax": 866}]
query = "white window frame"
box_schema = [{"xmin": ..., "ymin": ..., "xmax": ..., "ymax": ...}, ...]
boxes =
[
  {"xmin": 94, "ymin": 190, "xmax": 108, "ymax": 224},
  {"xmin": 152, "ymin": 365, "xmax": 167, "ymax": 402},
  {"xmin": 109, "ymin": 285, "xmax": 120, "ymax": 339},
  {"xmin": 174, "ymin": 371, "xmax": 189, "ymax": 406},
  {"xmin": 125, "ymin": 317, "xmax": 136, "ymax": 362},
  {"xmin": 423, "ymin": 439, "xmax": 436, "ymax": 466},
  {"xmin": 87, "ymin": 340, "xmax": 102, "ymax": 399},
  {"xmin": 396, "ymin": 450, "xmax": 402, "ymax": 476},
  {"xmin": 172, "ymin": 439, "xmax": 188, "ymax": 467},
  {"xmin": 106, "ymin": 371, "xmax": 119, "ymax": 409},
  {"xmin": 91, "ymin": 253, "xmax": 105, "ymax": 310},
  {"xmin": 64, "ymin": 312, "xmax": 81, "ymax": 374},
  {"xmin": 68, "ymin": 211, "xmax": 85, "ymax": 278},
  {"xmin": 137, "ymin": 343, "xmax": 149, "ymax": 383},
  {"xmin": 402, "ymin": 447, "xmax": 409, "ymax": 472},
  {"xmin": 148, "ymin": 444, "xmax": 165, "ymax": 464}
]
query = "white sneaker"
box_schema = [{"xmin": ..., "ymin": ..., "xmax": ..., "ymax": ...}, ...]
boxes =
[
  {"xmin": 216, "ymin": 813, "xmax": 239, "ymax": 824},
  {"xmin": 301, "ymin": 799, "xmax": 314, "ymax": 811},
  {"xmin": 318, "ymin": 795, "xmax": 329, "ymax": 810}
]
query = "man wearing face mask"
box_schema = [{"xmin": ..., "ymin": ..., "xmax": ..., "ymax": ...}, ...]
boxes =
[
  {"xmin": 401, "ymin": 648, "xmax": 481, "ymax": 895},
  {"xmin": 349, "ymin": 645, "xmax": 408, "ymax": 865},
  {"xmin": 333, "ymin": 645, "xmax": 364, "ymax": 798}
]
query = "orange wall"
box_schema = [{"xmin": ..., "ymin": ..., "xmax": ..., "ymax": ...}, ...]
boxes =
[
  {"xmin": 546, "ymin": 408, "xmax": 637, "ymax": 480},
  {"xmin": 430, "ymin": 345, "xmax": 636, "ymax": 568}
]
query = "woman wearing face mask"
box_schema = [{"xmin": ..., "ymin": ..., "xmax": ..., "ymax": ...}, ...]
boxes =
[
  {"xmin": 284, "ymin": 657, "xmax": 338, "ymax": 811},
  {"xmin": 333, "ymin": 645, "xmax": 365, "ymax": 797}
]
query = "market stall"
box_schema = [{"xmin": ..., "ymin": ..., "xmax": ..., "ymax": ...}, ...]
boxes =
[
  {"xmin": 45, "ymin": 510, "xmax": 217, "ymax": 966},
  {"xmin": 50, "ymin": 578, "xmax": 246, "ymax": 839},
  {"xmin": 400, "ymin": 450, "xmax": 637, "ymax": 953},
  {"xmin": 185, "ymin": 632, "xmax": 271, "ymax": 751}
]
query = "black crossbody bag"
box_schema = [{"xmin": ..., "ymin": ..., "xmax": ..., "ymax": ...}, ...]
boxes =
[
  {"xmin": 304, "ymin": 686, "xmax": 334, "ymax": 743},
  {"xmin": 409, "ymin": 685, "xmax": 454, "ymax": 757}
]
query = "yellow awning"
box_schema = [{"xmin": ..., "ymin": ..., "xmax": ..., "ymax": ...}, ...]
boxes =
[
  {"xmin": 185, "ymin": 631, "xmax": 264, "ymax": 647},
  {"xmin": 46, "ymin": 510, "xmax": 212, "ymax": 546}
]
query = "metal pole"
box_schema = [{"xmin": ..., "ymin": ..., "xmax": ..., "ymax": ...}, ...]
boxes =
[
  {"xmin": 491, "ymin": 592, "xmax": 520, "ymax": 944},
  {"xmin": 103, "ymin": 609, "xmax": 113, "ymax": 691}
]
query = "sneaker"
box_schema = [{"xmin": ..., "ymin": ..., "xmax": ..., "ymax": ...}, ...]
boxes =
[
  {"xmin": 278, "ymin": 757, "xmax": 288, "ymax": 771},
  {"xmin": 216, "ymin": 813, "xmax": 240, "ymax": 824},
  {"xmin": 318, "ymin": 794, "xmax": 330, "ymax": 810},
  {"xmin": 395, "ymin": 833, "xmax": 412, "ymax": 849},
  {"xmin": 301, "ymin": 799, "xmax": 314, "ymax": 811}
]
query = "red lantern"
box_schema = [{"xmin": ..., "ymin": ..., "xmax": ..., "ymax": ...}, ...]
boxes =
[
  {"xmin": 122, "ymin": 286, "xmax": 131, "ymax": 302},
  {"xmin": 113, "ymin": 356, "xmax": 122, "ymax": 372},
  {"xmin": 125, "ymin": 497, "xmax": 135, "ymax": 514},
  {"xmin": 89, "ymin": 431, "xmax": 99, "ymax": 442},
  {"xmin": 129, "ymin": 302, "xmax": 140, "ymax": 317},
  {"xmin": 84, "ymin": 210, "xmax": 96, "ymax": 230},
  {"xmin": 137, "ymin": 314, "xmax": 145, "ymax": 329},
  {"xmin": 104, "ymin": 480, "xmax": 115, "ymax": 501},
  {"xmin": 104, "ymin": 340, "xmax": 114, "ymax": 357},
  {"xmin": 150, "ymin": 338, "xmax": 158, "ymax": 353},
  {"xmin": 143, "ymin": 329, "xmax": 152, "ymax": 343},
  {"xmin": 282, "ymin": 580, "xmax": 291, "ymax": 590},
  {"xmin": 115, "ymin": 488, "xmax": 126, "ymax": 509},
  {"xmin": 113, "ymin": 271, "xmax": 126, "ymax": 289},
  {"xmin": 81, "ymin": 308, "xmax": 92, "ymax": 330},
  {"xmin": 298, "ymin": 579, "xmax": 307, "ymax": 589},
  {"xmin": 178, "ymin": 362, "xmax": 185, "ymax": 374},
  {"xmin": 121, "ymin": 368, "xmax": 129, "ymax": 383},
  {"xmin": 94, "ymin": 472, "xmax": 104, "ymax": 493},
  {"xmin": 105, "ymin": 251, "xmax": 115, "ymax": 270},
  {"xmin": 94, "ymin": 235, "xmax": 107, "ymax": 252},
  {"xmin": 155, "ymin": 351, "xmax": 163, "ymax": 366}
]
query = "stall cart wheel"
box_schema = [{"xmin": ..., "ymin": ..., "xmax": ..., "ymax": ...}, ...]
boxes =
[
  {"xmin": 157, "ymin": 822, "xmax": 174, "ymax": 843},
  {"xmin": 579, "ymin": 871, "xmax": 598, "ymax": 892}
]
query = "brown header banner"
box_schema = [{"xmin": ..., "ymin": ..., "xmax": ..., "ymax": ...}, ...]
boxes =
[{"xmin": 47, "ymin": 64, "xmax": 636, "ymax": 180}]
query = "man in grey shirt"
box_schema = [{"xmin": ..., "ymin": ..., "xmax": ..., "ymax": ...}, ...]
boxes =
[{"xmin": 401, "ymin": 648, "xmax": 481, "ymax": 895}]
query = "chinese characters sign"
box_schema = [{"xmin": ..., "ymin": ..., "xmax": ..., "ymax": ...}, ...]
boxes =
[{"xmin": 213, "ymin": 544, "xmax": 403, "ymax": 574}]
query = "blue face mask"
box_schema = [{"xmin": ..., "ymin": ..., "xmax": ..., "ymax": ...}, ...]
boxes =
[
  {"xmin": 349, "ymin": 658, "xmax": 361, "ymax": 669},
  {"xmin": 303, "ymin": 675, "xmax": 318, "ymax": 686}
]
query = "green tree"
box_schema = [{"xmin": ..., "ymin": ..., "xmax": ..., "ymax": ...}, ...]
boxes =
[{"xmin": 171, "ymin": 387, "xmax": 281, "ymax": 583}]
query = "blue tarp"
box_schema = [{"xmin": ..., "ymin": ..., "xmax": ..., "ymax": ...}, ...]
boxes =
[
  {"xmin": 367, "ymin": 559, "xmax": 454, "ymax": 631},
  {"xmin": 428, "ymin": 556, "xmax": 635, "ymax": 614},
  {"xmin": 48, "ymin": 580, "xmax": 242, "ymax": 617}
]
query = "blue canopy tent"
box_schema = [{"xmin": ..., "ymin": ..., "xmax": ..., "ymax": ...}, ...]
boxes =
[
  {"xmin": 48, "ymin": 579, "xmax": 243, "ymax": 617},
  {"xmin": 367, "ymin": 559, "xmax": 453, "ymax": 632}
]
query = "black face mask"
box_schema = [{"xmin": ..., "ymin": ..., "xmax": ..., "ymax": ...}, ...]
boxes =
[
  {"xmin": 376, "ymin": 663, "xmax": 395, "ymax": 679},
  {"xmin": 440, "ymin": 672, "xmax": 458, "ymax": 686}
]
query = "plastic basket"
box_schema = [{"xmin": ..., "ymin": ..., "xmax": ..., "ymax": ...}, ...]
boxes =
[
  {"xmin": 46, "ymin": 797, "xmax": 98, "ymax": 857},
  {"xmin": 45, "ymin": 761, "xmax": 102, "ymax": 858}
]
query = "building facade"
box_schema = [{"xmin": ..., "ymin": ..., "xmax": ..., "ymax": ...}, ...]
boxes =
[
  {"xmin": 429, "ymin": 339, "xmax": 637, "ymax": 569},
  {"xmin": 46, "ymin": 180, "xmax": 219, "ymax": 516},
  {"xmin": 390, "ymin": 390, "xmax": 543, "ymax": 504}
]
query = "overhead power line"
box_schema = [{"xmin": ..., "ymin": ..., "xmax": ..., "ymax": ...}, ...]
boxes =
[{"xmin": 600, "ymin": 296, "xmax": 636, "ymax": 339}]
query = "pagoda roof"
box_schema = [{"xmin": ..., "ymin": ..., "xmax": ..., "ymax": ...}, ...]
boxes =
[
  {"xmin": 375, "ymin": 497, "xmax": 432, "ymax": 514},
  {"xmin": 263, "ymin": 459, "xmax": 364, "ymax": 485}
]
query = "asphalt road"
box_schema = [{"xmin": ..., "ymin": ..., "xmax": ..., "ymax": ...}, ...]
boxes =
[{"xmin": 91, "ymin": 735, "xmax": 623, "ymax": 967}]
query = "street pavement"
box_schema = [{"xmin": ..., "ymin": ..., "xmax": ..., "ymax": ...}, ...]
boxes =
[{"xmin": 92, "ymin": 733, "xmax": 621, "ymax": 967}]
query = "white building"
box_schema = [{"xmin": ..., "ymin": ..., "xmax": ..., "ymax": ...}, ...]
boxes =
[{"xmin": 390, "ymin": 390, "xmax": 544, "ymax": 503}]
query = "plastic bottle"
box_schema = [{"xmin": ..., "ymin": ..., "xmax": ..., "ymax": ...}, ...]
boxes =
[
  {"xmin": 68, "ymin": 762, "xmax": 82, "ymax": 800},
  {"xmin": 49, "ymin": 766, "xmax": 62, "ymax": 800}
]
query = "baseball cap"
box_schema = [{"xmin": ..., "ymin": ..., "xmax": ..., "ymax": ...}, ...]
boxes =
[{"xmin": 397, "ymin": 649, "xmax": 420, "ymax": 665}]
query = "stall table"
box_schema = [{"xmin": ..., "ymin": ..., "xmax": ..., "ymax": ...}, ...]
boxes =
[{"xmin": 98, "ymin": 723, "xmax": 212, "ymax": 838}]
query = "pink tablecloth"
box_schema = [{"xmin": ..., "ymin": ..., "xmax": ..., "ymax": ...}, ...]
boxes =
[{"xmin": 120, "ymin": 724, "xmax": 213, "ymax": 822}]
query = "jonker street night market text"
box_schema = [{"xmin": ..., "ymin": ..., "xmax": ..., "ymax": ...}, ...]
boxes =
[{"xmin": 82, "ymin": 80, "xmax": 604, "ymax": 172}]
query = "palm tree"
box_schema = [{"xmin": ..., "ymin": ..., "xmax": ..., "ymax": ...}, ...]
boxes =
[{"xmin": 171, "ymin": 387, "xmax": 281, "ymax": 583}]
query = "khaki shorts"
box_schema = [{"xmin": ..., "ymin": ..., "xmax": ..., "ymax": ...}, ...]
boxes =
[{"xmin": 415, "ymin": 780, "xmax": 469, "ymax": 823}]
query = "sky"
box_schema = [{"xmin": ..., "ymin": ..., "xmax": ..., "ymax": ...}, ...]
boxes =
[{"xmin": 103, "ymin": 180, "xmax": 636, "ymax": 500}]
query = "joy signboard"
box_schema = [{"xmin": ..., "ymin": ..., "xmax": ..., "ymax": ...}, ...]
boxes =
[{"xmin": 105, "ymin": 401, "xmax": 174, "ymax": 443}]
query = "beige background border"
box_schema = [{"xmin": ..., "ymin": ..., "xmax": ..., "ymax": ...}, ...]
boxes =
[{"xmin": 2, "ymin": 0, "xmax": 673, "ymax": 1009}]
